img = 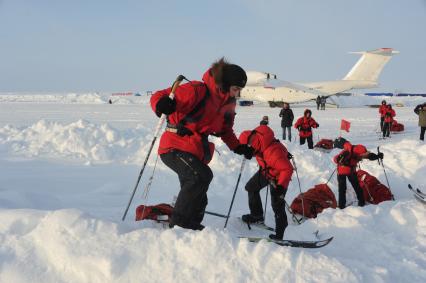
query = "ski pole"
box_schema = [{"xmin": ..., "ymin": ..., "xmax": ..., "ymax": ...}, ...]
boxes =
[
  {"xmin": 205, "ymin": 210, "xmax": 228, "ymax": 218},
  {"xmin": 263, "ymin": 184, "xmax": 269, "ymax": 218},
  {"xmin": 377, "ymin": 147, "xmax": 394, "ymax": 200},
  {"xmin": 121, "ymin": 75, "xmax": 186, "ymax": 221},
  {"xmin": 284, "ymin": 200, "xmax": 302, "ymax": 224},
  {"xmin": 138, "ymin": 153, "xmax": 160, "ymax": 221},
  {"xmin": 224, "ymin": 158, "xmax": 246, "ymax": 229},
  {"xmin": 325, "ymin": 168, "xmax": 337, "ymax": 185},
  {"xmin": 291, "ymin": 158, "xmax": 305, "ymax": 219}
]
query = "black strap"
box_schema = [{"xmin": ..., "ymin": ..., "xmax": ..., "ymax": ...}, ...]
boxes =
[{"xmin": 180, "ymin": 85, "xmax": 210, "ymax": 125}]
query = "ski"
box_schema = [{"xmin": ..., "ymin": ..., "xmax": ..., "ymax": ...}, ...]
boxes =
[
  {"xmin": 239, "ymin": 236, "xmax": 333, "ymax": 248},
  {"xmin": 237, "ymin": 217, "xmax": 275, "ymax": 232},
  {"xmin": 408, "ymin": 184, "xmax": 426, "ymax": 204},
  {"xmin": 414, "ymin": 194, "xmax": 426, "ymax": 204},
  {"xmin": 416, "ymin": 188, "xmax": 426, "ymax": 198}
]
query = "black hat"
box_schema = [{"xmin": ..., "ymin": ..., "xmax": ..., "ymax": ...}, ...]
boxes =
[
  {"xmin": 222, "ymin": 64, "xmax": 247, "ymax": 91},
  {"xmin": 333, "ymin": 137, "xmax": 348, "ymax": 149}
]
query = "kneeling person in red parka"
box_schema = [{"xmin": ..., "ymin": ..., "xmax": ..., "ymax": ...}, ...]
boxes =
[
  {"xmin": 333, "ymin": 137, "xmax": 384, "ymax": 209},
  {"xmin": 239, "ymin": 125, "xmax": 294, "ymax": 240}
]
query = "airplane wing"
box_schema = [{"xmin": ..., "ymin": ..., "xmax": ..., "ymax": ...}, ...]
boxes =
[{"xmin": 263, "ymin": 78, "xmax": 330, "ymax": 97}]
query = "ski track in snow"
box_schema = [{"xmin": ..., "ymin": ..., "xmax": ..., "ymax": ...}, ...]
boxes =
[{"xmin": 0, "ymin": 93, "xmax": 425, "ymax": 283}]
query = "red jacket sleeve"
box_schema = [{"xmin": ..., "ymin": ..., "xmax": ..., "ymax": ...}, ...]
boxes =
[
  {"xmin": 150, "ymin": 82, "xmax": 204, "ymax": 115},
  {"xmin": 294, "ymin": 118, "xmax": 302, "ymax": 129},
  {"xmin": 310, "ymin": 118, "xmax": 319, "ymax": 128},
  {"xmin": 219, "ymin": 110, "xmax": 240, "ymax": 150},
  {"xmin": 264, "ymin": 146, "xmax": 294, "ymax": 188}
]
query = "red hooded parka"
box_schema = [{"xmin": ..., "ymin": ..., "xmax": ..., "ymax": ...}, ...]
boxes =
[
  {"xmin": 239, "ymin": 125, "xmax": 293, "ymax": 189},
  {"xmin": 150, "ymin": 69, "xmax": 240, "ymax": 164}
]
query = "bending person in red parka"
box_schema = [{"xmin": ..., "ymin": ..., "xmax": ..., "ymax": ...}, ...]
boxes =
[
  {"xmin": 150, "ymin": 58, "xmax": 253, "ymax": 230},
  {"xmin": 382, "ymin": 104, "xmax": 396, "ymax": 138},
  {"xmin": 333, "ymin": 137, "xmax": 384, "ymax": 209},
  {"xmin": 239, "ymin": 125, "xmax": 294, "ymax": 240},
  {"xmin": 294, "ymin": 109, "xmax": 319, "ymax": 149}
]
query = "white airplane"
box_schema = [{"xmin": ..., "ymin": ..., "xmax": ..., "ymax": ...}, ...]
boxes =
[{"xmin": 239, "ymin": 48, "xmax": 399, "ymax": 107}]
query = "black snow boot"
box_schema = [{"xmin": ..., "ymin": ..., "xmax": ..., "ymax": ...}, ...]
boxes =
[
  {"xmin": 269, "ymin": 234, "xmax": 282, "ymax": 240},
  {"xmin": 241, "ymin": 214, "xmax": 264, "ymax": 224}
]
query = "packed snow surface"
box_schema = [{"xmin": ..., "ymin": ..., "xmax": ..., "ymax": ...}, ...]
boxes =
[{"xmin": 0, "ymin": 93, "xmax": 425, "ymax": 283}]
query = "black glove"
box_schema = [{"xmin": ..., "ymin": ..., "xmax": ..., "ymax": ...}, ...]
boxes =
[
  {"xmin": 155, "ymin": 96, "xmax": 176, "ymax": 117},
  {"xmin": 316, "ymin": 123, "xmax": 319, "ymax": 127},
  {"xmin": 287, "ymin": 152, "xmax": 293, "ymax": 160},
  {"xmin": 276, "ymin": 185, "xmax": 287, "ymax": 192},
  {"xmin": 367, "ymin": 153, "xmax": 379, "ymax": 161},
  {"xmin": 378, "ymin": 152, "xmax": 384, "ymax": 160},
  {"xmin": 233, "ymin": 144, "xmax": 254, "ymax": 160},
  {"xmin": 338, "ymin": 151, "xmax": 350, "ymax": 165},
  {"xmin": 176, "ymin": 125, "xmax": 193, "ymax": 137}
]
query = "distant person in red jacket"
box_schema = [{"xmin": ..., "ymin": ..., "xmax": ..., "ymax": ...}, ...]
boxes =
[
  {"xmin": 239, "ymin": 125, "xmax": 294, "ymax": 240},
  {"xmin": 294, "ymin": 109, "xmax": 319, "ymax": 149},
  {"xmin": 150, "ymin": 58, "xmax": 253, "ymax": 230},
  {"xmin": 378, "ymin": 100, "xmax": 387, "ymax": 132},
  {"xmin": 382, "ymin": 104, "xmax": 396, "ymax": 138},
  {"xmin": 333, "ymin": 137, "xmax": 383, "ymax": 209}
]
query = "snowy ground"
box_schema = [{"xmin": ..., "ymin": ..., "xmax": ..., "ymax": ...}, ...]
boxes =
[{"xmin": 0, "ymin": 93, "xmax": 425, "ymax": 283}]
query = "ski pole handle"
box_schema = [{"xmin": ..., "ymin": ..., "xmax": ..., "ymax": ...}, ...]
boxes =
[{"xmin": 153, "ymin": 75, "xmax": 186, "ymax": 137}]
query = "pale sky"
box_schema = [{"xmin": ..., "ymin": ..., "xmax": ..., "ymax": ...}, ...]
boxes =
[{"xmin": 0, "ymin": 0, "xmax": 425, "ymax": 93}]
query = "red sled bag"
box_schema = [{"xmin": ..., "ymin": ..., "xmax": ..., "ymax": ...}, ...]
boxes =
[
  {"xmin": 135, "ymin": 203, "xmax": 173, "ymax": 222},
  {"xmin": 314, "ymin": 139, "xmax": 334, "ymax": 152},
  {"xmin": 391, "ymin": 120, "xmax": 404, "ymax": 132},
  {"xmin": 290, "ymin": 184, "xmax": 337, "ymax": 218},
  {"xmin": 356, "ymin": 170, "xmax": 392, "ymax": 204}
]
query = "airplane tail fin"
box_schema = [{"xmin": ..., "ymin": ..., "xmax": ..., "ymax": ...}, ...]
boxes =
[{"xmin": 343, "ymin": 48, "xmax": 398, "ymax": 82}]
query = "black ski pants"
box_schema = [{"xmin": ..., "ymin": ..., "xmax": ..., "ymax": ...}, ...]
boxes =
[
  {"xmin": 160, "ymin": 150, "xmax": 213, "ymax": 230},
  {"xmin": 337, "ymin": 173, "xmax": 365, "ymax": 209},
  {"xmin": 420, "ymin": 126, "xmax": 425, "ymax": 141},
  {"xmin": 383, "ymin": 122, "xmax": 391, "ymax": 138},
  {"xmin": 245, "ymin": 170, "xmax": 288, "ymax": 238},
  {"xmin": 282, "ymin": 126, "xmax": 292, "ymax": 141},
  {"xmin": 380, "ymin": 117, "xmax": 385, "ymax": 132},
  {"xmin": 300, "ymin": 135, "xmax": 314, "ymax": 149}
]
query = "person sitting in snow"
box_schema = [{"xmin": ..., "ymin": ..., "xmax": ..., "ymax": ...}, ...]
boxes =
[
  {"xmin": 294, "ymin": 109, "xmax": 319, "ymax": 149},
  {"xmin": 150, "ymin": 58, "xmax": 253, "ymax": 230},
  {"xmin": 239, "ymin": 125, "xmax": 294, "ymax": 240},
  {"xmin": 333, "ymin": 137, "xmax": 384, "ymax": 209},
  {"xmin": 382, "ymin": 104, "xmax": 396, "ymax": 138}
]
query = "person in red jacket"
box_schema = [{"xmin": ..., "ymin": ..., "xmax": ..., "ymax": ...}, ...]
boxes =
[
  {"xmin": 294, "ymin": 109, "xmax": 319, "ymax": 149},
  {"xmin": 238, "ymin": 125, "xmax": 294, "ymax": 240},
  {"xmin": 150, "ymin": 58, "xmax": 253, "ymax": 230},
  {"xmin": 382, "ymin": 104, "xmax": 396, "ymax": 138},
  {"xmin": 379, "ymin": 100, "xmax": 387, "ymax": 132},
  {"xmin": 333, "ymin": 137, "xmax": 383, "ymax": 209}
]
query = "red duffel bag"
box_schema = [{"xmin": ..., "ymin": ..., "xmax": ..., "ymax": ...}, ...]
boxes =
[
  {"xmin": 135, "ymin": 203, "xmax": 173, "ymax": 222},
  {"xmin": 356, "ymin": 170, "xmax": 392, "ymax": 204},
  {"xmin": 290, "ymin": 184, "xmax": 337, "ymax": 218},
  {"xmin": 314, "ymin": 139, "xmax": 334, "ymax": 152},
  {"xmin": 391, "ymin": 120, "xmax": 404, "ymax": 132}
]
